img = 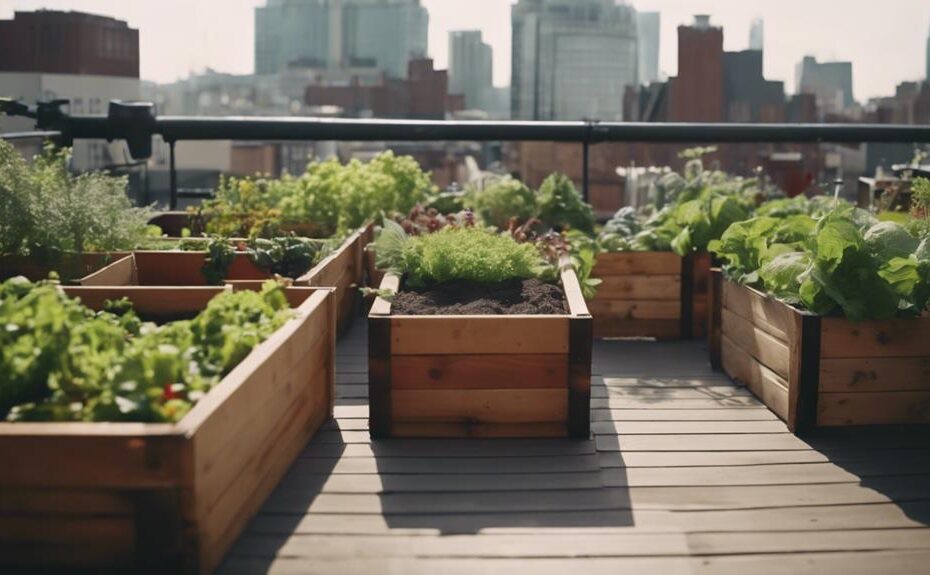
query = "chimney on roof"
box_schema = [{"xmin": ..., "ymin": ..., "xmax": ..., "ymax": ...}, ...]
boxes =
[{"xmin": 694, "ymin": 15, "xmax": 711, "ymax": 29}]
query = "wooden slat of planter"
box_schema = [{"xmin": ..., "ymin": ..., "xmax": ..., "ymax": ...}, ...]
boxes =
[
  {"xmin": 184, "ymin": 289, "xmax": 334, "ymax": 574},
  {"xmin": 720, "ymin": 335, "xmax": 790, "ymax": 423},
  {"xmin": 391, "ymin": 422, "xmax": 568, "ymax": 438},
  {"xmin": 820, "ymin": 317, "xmax": 930, "ymax": 358},
  {"xmin": 392, "ymin": 389, "xmax": 568, "ymax": 424},
  {"xmin": 820, "ymin": 357, "xmax": 930, "ymax": 392},
  {"xmin": 560, "ymin": 257, "xmax": 589, "ymax": 316},
  {"xmin": 185, "ymin": 292, "xmax": 331, "ymax": 514},
  {"xmin": 391, "ymin": 316, "xmax": 570, "ymax": 355},
  {"xmin": 194, "ymin": 353, "xmax": 331, "ymax": 574},
  {"xmin": 0, "ymin": 430, "xmax": 186, "ymax": 488},
  {"xmin": 596, "ymin": 275, "xmax": 681, "ymax": 301},
  {"xmin": 0, "ymin": 488, "xmax": 134, "ymax": 515},
  {"xmin": 131, "ymin": 251, "xmax": 268, "ymax": 285},
  {"xmin": 691, "ymin": 252, "xmax": 712, "ymax": 296},
  {"xmin": 593, "ymin": 252, "xmax": 681, "ymax": 275},
  {"xmin": 392, "ymin": 354, "xmax": 568, "ymax": 390},
  {"xmin": 188, "ymin": 324, "xmax": 330, "ymax": 521},
  {"xmin": 818, "ymin": 392, "xmax": 930, "ymax": 426},
  {"xmin": 80, "ymin": 254, "xmax": 136, "ymax": 286},
  {"xmin": 62, "ymin": 286, "xmax": 228, "ymax": 319},
  {"xmin": 0, "ymin": 522, "xmax": 136, "ymax": 570},
  {"xmin": 587, "ymin": 299, "xmax": 681, "ymax": 320},
  {"xmin": 721, "ymin": 308, "xmax": 791, "ymax": 380},
  {"xmin": 300, "ymin": 226, "xmax": 369, "ymax": 327},
  {"xmin": 722, "ymin": 281, "xmax": 793, "ymax": 341},
  {"xmin": 708, "ymin": 270, "xmax": 723, "ymax": 369}
]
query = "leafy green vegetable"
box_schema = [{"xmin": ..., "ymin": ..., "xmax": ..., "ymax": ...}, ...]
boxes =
[
  {"xmin": 2, "ymin": 278, "xmax": 292, "ymax": 422},
  {"xmin": 466, "ymin": 176, "xmax": 537, "ymax": 230},
  {"xmin": 198, "ymin": 151, "xmax": 434, "ymax": 238},
  {"xmin": 597, "ymin": 162, "xmax": 755, "ymax": 256},
  {"xmin": 537, "ymin": 173, "xmax": 595, "ymax": 234},
  {"xmin": 716, "ymin": 203, "xmax": 929, "ymax": 320},
  {"xmin": 864, "ymin": 221, "xmax": 919, "ymax": 261},
  {"xmin": 201, "ymin": 237, "xmax": 236, "ymax": 285},
  {"xmin": 247, "ymin": 236, "xmax": 330, "ymax": 279}
]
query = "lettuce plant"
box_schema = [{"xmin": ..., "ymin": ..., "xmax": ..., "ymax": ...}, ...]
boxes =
[
  {"xmin": 2, "ymin": 278, "xmax": 292, "ymax": 422},
  {"xmin": 712, "ymin": 203, "xmax": 930, "ymax": 321},
  {"xmin": 467, "ymin": 176, "xmax": 537, "ymax": 230}
]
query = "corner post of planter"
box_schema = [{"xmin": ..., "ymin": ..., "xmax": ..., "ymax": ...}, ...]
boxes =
[
  {"xmin": 368, "ymin": 315, "xmax": 392, "ymax": 439},
  {"xmin": 679, "ymin": 253, "xmax": 694, "ymax": 339},
  {"xmin": 130, "ymin": 488, "xmax": 185, "ymax": 573},
  {"xmin": 325, "ymin": 288, "xmax": 338, "ymax": 418},
  {"xmin": 792, "ymin": 313, "xmax": 822, "ymax": 434},
  {"xmin": 568, "ymin": 315, "xmax": 593, "ymax": 439},
  {"xmin": 708, "ymin": 268, "xmax": 723, "ymax": 369}
]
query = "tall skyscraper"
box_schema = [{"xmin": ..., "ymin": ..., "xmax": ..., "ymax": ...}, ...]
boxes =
[
  {"xmin": 449, "ymin": 31, "xmax": 493, "ymax": 110},
  {"xmin": 511, "ymin": 0, "xmax": 639, "ymax": 121},
  {"xmin": 749, "ymin": 17, "xmax": 764, "ymax": 51},
  {"xmin": 636, "ymin": 11, "xmax": 660, "ymax": 85},
  {"xmin": 796, "ymin": 55, "xmax": 854, "ymax": 114},
  {"xmin": 255, "ymin": 0, "xmax": 428, "ymax": 79}
]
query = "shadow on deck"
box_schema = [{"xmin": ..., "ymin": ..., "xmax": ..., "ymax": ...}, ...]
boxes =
[{"xmin": 219, "ymin": 321, "xmax": 930, "ymax": 574}]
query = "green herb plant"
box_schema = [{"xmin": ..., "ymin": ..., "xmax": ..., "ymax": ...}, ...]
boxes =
[
  {"xmin": 0, "ymin": 141, "xmax": 152, "ymax": 260},
  {"xmin": 372, "ymin": 220, "xmax": 549, "ymax": 287}
]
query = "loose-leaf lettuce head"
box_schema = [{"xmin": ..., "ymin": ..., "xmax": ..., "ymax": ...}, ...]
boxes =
[
  {"xmin": 863, "ymin": 221, "xmax": 919, "ymax": 262},
  {"xmin": 759, "ymin": 251, "xmax": 810, "ymax": 304}
]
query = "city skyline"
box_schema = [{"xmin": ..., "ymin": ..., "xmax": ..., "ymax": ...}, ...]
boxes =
[{"xmin": 2, "ymin": 0, "xmax": 930, "ymax": 102}]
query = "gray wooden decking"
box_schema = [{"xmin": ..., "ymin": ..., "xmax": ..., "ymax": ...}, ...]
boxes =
[{"xmin": 220, "ymin": 318, "xmax": 930, "ymax": 574}]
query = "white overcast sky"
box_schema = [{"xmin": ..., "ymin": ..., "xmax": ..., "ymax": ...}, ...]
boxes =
[{"xmin": 4, "ymin": 0, "xmax": 930, "ymax": 100}]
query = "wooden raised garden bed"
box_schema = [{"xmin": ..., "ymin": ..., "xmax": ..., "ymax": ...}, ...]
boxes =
[
  {"xmin": 0, "ymin": 285, "xmax": 336, "ymax": 574},
  {"xmin": 77, "ymin": 223, "xmax": 372, "ymax": 333},
  {"xmin": 708, "ymin": 269, "xmax": 930, "ymax": 432},
  {"xmin": 368, "ymin": 262, "xmax": 592, "ymax": 439},
  {"xmin": 0, "ymin": 252, "xmax": 129, "ymax": 283},
  {"xmin": 589, "ymin": 251, "xmax": 711, "ymax": 339},
  {"xmin": 81, "ymin": 251, "xmax": 271, "ymax": 286},
  {"xmin": 302, "ymin": 223, "xmax": 372, "ymax": 333}
]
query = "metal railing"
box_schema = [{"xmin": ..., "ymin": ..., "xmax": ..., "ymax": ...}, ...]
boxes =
[{"xmin": 4, "ymin": 99, "xmax": 930, "ymax": 208}]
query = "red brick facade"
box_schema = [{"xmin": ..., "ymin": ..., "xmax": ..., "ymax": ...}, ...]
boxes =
[
  {"xmin": 0, "ymin": 11, "xmax": 139, "ymax": 78},
  {"xmin": 305, "ymin": 58, "xmax": 459, "ymax": 119}
]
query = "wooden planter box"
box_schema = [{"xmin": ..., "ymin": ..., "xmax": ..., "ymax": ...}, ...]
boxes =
[
  {"xmin": 368, "ymin": 262, "xmax": 592, "ymax": 439},
  {"xmin": 302, "ymin": 224, "xmax": 372, "ymax": 333},
  {"xmin": 1, "ymin": 252, "xmax": 129, "ymax": 283},
  {"xmin": 0, "ymin": 285, "xmax": 336, "ymax": 574},
  {"xmin": 589, "ymin": 251, "xmax": 710, "ymax": 339},
  {"xmin": 708, "ymin": 269, "xmax": 930, "ymax": 432},
  {"xmin": 81, "ymin": 251, "xmax": 272, "ymax": 287}
]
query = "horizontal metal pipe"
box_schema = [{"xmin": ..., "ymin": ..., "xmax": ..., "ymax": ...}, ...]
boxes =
[
  {"xmin": 21, "ymin": 113, "xmax": 930, "ymax": 144},
  {"xmin": 0, "ymin": 130, "xmax": 61, "ymax": 141}
]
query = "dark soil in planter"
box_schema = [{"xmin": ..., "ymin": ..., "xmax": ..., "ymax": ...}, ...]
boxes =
[{"xmin": 391, "ymin": 278, "xmax": 566, "ymax": 315}]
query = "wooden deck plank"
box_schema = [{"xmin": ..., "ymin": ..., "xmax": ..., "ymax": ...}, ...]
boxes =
[{"xmin": 218, "ymin": 319, "xmax": 930, "ymax": 575}]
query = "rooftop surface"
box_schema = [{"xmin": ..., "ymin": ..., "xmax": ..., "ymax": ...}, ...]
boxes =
[{"xmin": 220, "ymin": 318, "xmax": 930, "ymax": 574}]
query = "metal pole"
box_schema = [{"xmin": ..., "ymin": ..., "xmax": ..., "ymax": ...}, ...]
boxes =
[
  {"xmin": 168, "ymin": 140, "xmax": 177, "ymax": 210},
  {"xmin": 582, "ymin": 140, "xmax": 590, "ymax": 203}
]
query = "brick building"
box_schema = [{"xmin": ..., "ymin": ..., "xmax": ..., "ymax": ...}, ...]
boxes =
[
  {"xmin": 305, "ymin": 58, "xmax": 461, "ymax": 119},
  {"xmin": 0, "ymin": 10, "xmax": 139, "ymax": 78},
  {"xmin": 668, "ymin": 15, "xmax": 724, "ymax": 122}
]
